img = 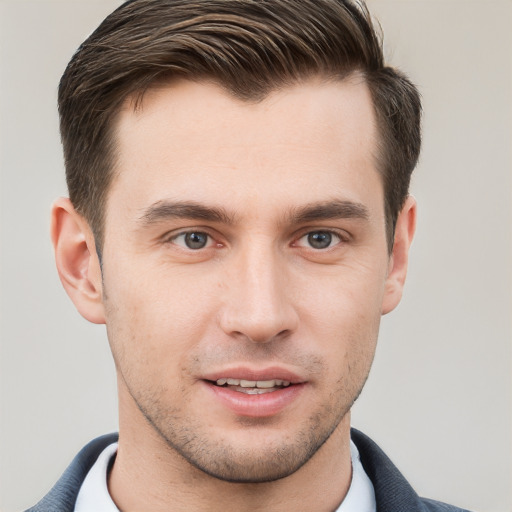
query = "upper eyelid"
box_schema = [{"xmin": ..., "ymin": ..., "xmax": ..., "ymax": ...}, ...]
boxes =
[
  {"xmin": 296, "ymin": 230, "xmax": 342, "ymax": 244},
  {"xmin": 292, "ymin": 227, "xmax": 350, "ymax": 242},
  {"xmin": 171, "ymin": 231, "xmax": 212, "ymax": 240},
  {"xmin": 159, "ymin": 227, "xmax": 350, "ymax": 246},
  {"xmin": 165, "ymin": 230, "xmax": 217, "ymax": 251},
  {"xmin": 162, "ymin": 227, "xmax": 217, "ymax": 241}
]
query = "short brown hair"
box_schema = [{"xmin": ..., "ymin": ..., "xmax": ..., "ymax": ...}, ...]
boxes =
[{"xmin": 59, "ymin": 0, "xmax": 421, "ymax": 250}]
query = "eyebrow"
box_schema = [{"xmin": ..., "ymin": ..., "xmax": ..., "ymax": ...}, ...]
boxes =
[
  {"xmin": 139, "ymin": 200, "xmax": 236, "ymax": 225},
  {"xmin": 138, "ymin": 198, "xmax": 369, "ymax": 227},
  {"xmin": 287, "ymin": 200, "xmax": 369, "ymax": 224}
]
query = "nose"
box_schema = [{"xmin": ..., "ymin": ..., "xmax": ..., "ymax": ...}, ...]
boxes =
[{"xmin": 218, "ymin": 242, "xmax": 299, "ymax": 344}]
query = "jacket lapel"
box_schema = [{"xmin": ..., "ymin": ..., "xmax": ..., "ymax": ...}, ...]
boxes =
[
  {"xmin": 351, "ymin": 428, "xmax": 429, "ymax": 512},
  {"xmin": 25, "ymin": 433, "xmax": 119, "ymax": 512}
]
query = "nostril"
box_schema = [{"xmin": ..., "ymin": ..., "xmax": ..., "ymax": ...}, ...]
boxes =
[{"xmin": 217, "ymin": 294, "xmax": 299, "ymax": 343}]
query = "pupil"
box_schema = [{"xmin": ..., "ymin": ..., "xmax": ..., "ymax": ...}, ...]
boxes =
[
  {"xmin": 185, "ymin": 232, "xmax": 207, "ymax": 249},
  {"xmin": 308, "ymin": 232, "xmax": 331, "ymax": 249}
]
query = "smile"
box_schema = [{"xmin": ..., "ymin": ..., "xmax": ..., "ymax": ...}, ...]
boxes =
[
  {"xmin": 214, "ymin": 378, "xmax": 291, "ymax": 394},
  {"xmin": 202, "ymin": 370, "xmax": 306, "ymax": 417}
]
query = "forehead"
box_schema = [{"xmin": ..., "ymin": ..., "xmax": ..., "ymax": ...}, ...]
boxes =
[{"xmin": 109, "ymin": 77, "xmax": 381, "ymax": 221}]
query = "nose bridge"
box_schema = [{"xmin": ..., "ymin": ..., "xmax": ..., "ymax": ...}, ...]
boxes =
[{"xmin": 220, "ymin": 235, "xmax": 298, "ymax": 343}]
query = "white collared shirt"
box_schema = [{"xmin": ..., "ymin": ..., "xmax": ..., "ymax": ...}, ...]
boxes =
[
  {"xmin": 74, "ymin": 442, "xmax": 119, "ymax": 512},
  {"xmin": 74, "ymin": 439, "xmax": 376, "ymax": 511},
  {"xmin": 336, "ymin": 440, "xmax": 376, "ymax": 512}
]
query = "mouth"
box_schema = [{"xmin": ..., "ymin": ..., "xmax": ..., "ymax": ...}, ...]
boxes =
[
  {"xmin": 201, "ymin": 369, "xmax": 306, "ymax": 417},
  {"xmin": 209, "ymin": 378, "xmax": 292, "ymax": 395}
]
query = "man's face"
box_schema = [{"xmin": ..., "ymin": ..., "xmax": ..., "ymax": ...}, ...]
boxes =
[{"xmin": 100, "ymin": 77, "xmax": 395, "ymax": 482}]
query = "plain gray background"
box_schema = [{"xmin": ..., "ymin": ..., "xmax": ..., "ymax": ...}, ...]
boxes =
[{"xmin": 1, "ymin": 1, "xmax": 511, "ymax": 511}]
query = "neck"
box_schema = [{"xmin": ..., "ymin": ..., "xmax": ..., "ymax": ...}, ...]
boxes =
[{"xmin": 109, "ymin": 388, "xmax": 353, "ymax": 512}]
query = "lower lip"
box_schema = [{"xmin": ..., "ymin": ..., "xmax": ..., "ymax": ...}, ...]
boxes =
[{"xmin": 204, "ymin": 381, "xmax": 306, "ymax": 418}]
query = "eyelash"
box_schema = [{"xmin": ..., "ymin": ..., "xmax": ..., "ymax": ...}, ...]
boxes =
[
  {"xmin": 293, "ymin": 230, "xmax": 346, "ymax": 250},
  {"xmin": 164, "ymin": 228, "xmax": 348, "ymax": 251},
  {"xmin": 167, "ymin": 230, "xmax": 217, "ymax": 250}
]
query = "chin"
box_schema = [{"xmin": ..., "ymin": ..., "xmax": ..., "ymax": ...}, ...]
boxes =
[
  {"xmin": 154, "ymin": 409, "xmax": 347, "ymax": 484},
  {"xmin": 179, "ymin": 443, "xmax": 319, "ymax": 483}
]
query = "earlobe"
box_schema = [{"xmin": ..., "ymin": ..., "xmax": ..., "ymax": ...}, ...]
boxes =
[
  {"xmin": 381, "ymin": 195, "xmax": 417, "ymax": 315},
  {"xmin": 51, "ymin": 197, "xmax": 106, "ymax": 324}
]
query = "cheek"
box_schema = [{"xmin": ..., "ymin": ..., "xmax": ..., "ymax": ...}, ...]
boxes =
[
  {"xmin": 297, "ymin": 260, "xmax": 387, "ymax": 326},
  {"xmin": 102, "ymin": 267, "xmax": 210, "ymax": 380},
  {"xmin": 295, "ymin": 264, "xmax": 384, "ymax": 368}
]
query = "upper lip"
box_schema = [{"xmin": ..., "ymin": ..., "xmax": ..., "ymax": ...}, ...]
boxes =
[{"xmin": 201, "ymin": 366, "xmax": 305, "ymax": 384}]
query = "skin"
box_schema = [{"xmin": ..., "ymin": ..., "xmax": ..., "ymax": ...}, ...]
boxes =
[{"xmin": 52, "ymin": 76, "xmax": 416, "ymax": 511}]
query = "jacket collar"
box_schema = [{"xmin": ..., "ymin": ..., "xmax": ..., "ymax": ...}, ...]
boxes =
[
  {"xmin": 27, "ymin": 430, "xmax": 462, "ymax": 512},
  {"xmin": 351, "ymin": 428, "xmax": 429, "ymax": 511},
  {"xmin": 25, "ymin": 433, "xmax": 119, "ymax": 512}
]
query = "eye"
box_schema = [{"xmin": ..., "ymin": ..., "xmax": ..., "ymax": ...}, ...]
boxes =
[
  {"xmin": 171, "ymin": 231, "xmax": 213, "ymax": 250},
  {"xmin": 296, "ymin": 230, "xmax": 343, "ymax": 250}
]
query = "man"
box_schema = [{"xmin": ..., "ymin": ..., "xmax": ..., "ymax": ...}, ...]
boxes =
[{"xmin": 27, "ymin": 0, "xmax": 471, "ymax": 510}]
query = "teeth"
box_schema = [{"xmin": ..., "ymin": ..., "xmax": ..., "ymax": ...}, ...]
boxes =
[
  {"xmin": 215, "ymin": 378, "xmax": 291, "ymax": 388},
  {"xmin": 255, "ymin": 380, "xmax": 274, "ymax": 388},
  {"xmin": 239, "ymin": 388, "xmax": 275, "ymax": 394}
]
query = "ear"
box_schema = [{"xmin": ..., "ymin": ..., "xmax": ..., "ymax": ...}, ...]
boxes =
[
  {"xmin": 51, "ymin": 197, "xmax": 106, "ymax": 324},
  {"xmin": 381, "ymin": 195, "xmax": 417, "ymax": 315}
]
